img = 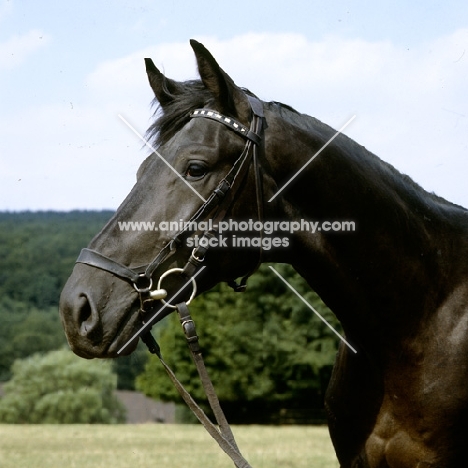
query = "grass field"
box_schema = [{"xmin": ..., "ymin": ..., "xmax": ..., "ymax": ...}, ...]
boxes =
[{"xmin": 0, "ymin": 424, "xmax": 339, "ymax": 468}]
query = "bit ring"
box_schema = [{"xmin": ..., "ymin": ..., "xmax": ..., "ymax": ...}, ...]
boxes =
[{"xmin": 156, "ymin": 268, "xmax": 197, "ymax": 309}]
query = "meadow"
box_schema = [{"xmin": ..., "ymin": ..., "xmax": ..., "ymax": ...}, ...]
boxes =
[{"xmin": 0, "ymin": 424, "xmax": 339, "ymax": 468}]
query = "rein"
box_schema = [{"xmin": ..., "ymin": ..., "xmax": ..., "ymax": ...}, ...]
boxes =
[
  {"xmin": 74, "ymin": 95, "xmax": 265, "ymax": 468},
  {"xmin": 145, "ymin": 302, "xmax": 252, "ymax": 468}
]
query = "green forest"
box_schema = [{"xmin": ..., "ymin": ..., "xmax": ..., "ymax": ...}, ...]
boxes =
[{"xmin": 0, "ymin": 211, "xmax": 340, "ymax": 423}]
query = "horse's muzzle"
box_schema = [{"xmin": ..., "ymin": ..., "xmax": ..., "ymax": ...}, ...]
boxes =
[{"xmin": 59, "ymin": 264, "xmax": 140, "ymax": 358}]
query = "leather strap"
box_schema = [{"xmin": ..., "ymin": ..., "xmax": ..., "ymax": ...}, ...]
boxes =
[
  {"xmin": 146, "ymin": 302, "xmax": 252, "ymax": 468},
  {"xmin": 191, "ymin": 109, "xmax": 261, "ymax": 145},
  {"xmin": 157, "ymin": 356, "xmax": 251, "ymax": 468},
  {"xmin": 76, "ymin": 248, "xmax": 141, "ymax": 284}
]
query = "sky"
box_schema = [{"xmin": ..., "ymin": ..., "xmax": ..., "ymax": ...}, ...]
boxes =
[{"xmin": 1, "ymin": 0, "xmax": 467, "ymax": 211}]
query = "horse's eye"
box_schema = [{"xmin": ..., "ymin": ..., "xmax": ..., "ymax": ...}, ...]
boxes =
[{"xmin": 185, "ymin": 163, "xmax": 206, "ymax": 181}]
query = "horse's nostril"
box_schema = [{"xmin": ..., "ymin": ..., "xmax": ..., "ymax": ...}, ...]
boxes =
[
  {"xmin": 76, "ymin": 294, "xmax": 101, "ymax": 340},
  {"xmin": 59, "ymin": 275, "xmax": 107, "ymax": 358},
  {"xmin": 78, "ymin": 297, "xmax": 92, "ymax": 325}
]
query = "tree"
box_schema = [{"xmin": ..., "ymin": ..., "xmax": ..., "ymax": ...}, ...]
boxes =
[
  {"xmin": 136, "ymin": 264, "xmax": 339, "ymax": 423},
  {"xmin": 0, "ymin": 349, "xmax": 125, "ymax": 423},
  {"xmin": 0, "ymin": 210, "xmax": 113, "ymax": 308},
  {"xmin": 0, "ymin": 297, "xmax": 68, "ymax": 381}
]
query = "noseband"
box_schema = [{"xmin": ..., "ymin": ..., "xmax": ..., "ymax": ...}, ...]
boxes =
[{"xmin": 76, "ymin": 94, "xmax": 265, "ymax": 316}]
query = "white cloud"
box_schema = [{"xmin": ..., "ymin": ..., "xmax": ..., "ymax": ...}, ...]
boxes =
[
  {"xmin": 0, "ymin": 29, "xmax": 50, "ymax": 70},
  {"xmin": 2, "ymin": 31, "xmax": 468, "ymax": 210}
]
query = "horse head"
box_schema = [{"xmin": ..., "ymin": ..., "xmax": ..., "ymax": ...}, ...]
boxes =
[{"xmin": 59, "ymin": 40, "xmax": 286, "ymax": 359}]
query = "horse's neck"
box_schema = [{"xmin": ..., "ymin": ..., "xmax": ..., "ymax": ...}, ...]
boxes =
[{"xmin": 267, "ymin": 110, "xmax": 466, "ymax": 343}]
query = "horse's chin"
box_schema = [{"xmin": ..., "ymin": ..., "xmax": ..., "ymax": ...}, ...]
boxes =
[
  {"xmin": 67, "ymin": 310, "xmax": 142, "ymax": 359},
  {"xmin": 106, "ymin": 329, "xmax": 141, "ymax": 358}
]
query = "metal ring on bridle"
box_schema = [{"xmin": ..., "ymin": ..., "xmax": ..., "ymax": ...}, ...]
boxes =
[
  {"xmin": 157, "ymin": 268, "xmax": 197, "ymax": 309},
  {"xmin": 133, "ymin": 274, "xmax": 153, "ymax": 294}
]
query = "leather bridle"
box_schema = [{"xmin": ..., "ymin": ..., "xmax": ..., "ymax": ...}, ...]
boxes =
[
  {"xmin": 76, "ymin": 94, "xmax": 265, "ymax": 314},
  {"xmin": 73, "ymin": 94, "xmax": 265, "ymax": 467}
]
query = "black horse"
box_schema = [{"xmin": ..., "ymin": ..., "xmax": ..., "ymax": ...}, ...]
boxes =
[{"xmin": 60, "ymin": 40, "xmax": 468, "ymax": 467}]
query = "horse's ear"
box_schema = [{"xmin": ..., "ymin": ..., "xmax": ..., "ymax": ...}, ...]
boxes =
[
  {"xmin": 190, "ymin": 39, "xmax": 250, "ymax": 120},
  {"xmin": 145, "ymin": 58, "xmax": 183, "ymax": 107}
]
